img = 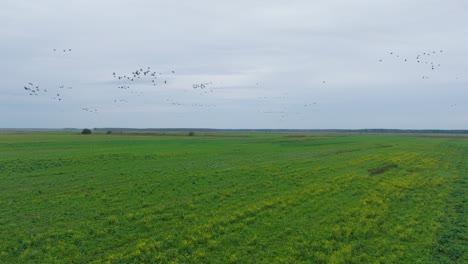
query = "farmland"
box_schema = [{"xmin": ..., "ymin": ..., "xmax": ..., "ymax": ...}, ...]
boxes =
[{"xmin": 0, "ymin": 132, "xmax": 466, "ymax": 263}]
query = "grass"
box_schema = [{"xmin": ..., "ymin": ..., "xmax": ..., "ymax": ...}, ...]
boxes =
[{"xmin": 0, "ymin": 132, "xmax": 466, "ymax": 263}]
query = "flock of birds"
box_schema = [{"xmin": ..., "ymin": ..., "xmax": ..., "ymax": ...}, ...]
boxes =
[
  {"xmin": 112, "ymin": 67, "xmax": 174, "ymax": 85},
  {"xmin": 165, "ymin": 98, "xmax": 216, "ymax": 108},
  {"xmin": 254, "ymin": 92, "xmax": 320, "ymax": 119},
  {"xmin": 81, "ymin": 107, "xmax": 98, "ymax": 113},
  {"xmin": 192, "ymin": 82, "xmax": 216, "ymax": 95},
  {"xmin": 23, "ymin": 82, "xmax": 64, "ymax": 102},
  {"xmin": 23, "ymin": 83, "xmax": 43, "ymax": 96},
  {"xmin": 20, "ymin": 47, "xmax": 461, "ymax": 120},
  {"xmin": 379, "ymin": 50, "xmax": 448, "ymax": 80},
  {"xmin": 112, "ymin": 67, "xmax": 176, "ymax": 104},
  {"xmin": 53, "ymin": 48, "xmax": 72, "ymax": 53}
]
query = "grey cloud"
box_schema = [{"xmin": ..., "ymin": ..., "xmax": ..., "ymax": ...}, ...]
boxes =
[{"xmin": 0, "ymin": 0, "xmax": 467, "ymax": 129}]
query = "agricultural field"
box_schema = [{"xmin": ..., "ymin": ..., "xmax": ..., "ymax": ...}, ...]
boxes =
[{"xmin": 0, "ymin": 132, "xmax": 466, "ymax": 263}]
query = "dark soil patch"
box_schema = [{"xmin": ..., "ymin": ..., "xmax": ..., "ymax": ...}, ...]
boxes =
[{"xmin": 368, "ymin": 163, "xmax": 399, "ymax": 176}]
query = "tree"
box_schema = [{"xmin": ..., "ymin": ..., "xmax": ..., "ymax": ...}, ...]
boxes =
[{"xmin": 81, "ymin": 128, "xmax": 92, "ymax": 135}]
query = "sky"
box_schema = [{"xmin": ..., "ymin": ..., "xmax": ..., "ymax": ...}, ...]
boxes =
[{"xmin": 1, "ymin": 0, "xmax": 467, "ymax": 129}]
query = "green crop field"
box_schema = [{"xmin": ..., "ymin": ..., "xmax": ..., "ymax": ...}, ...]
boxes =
[{"xmin": 0, "ymin": 132, "xmax": 466, "ymax": 263}]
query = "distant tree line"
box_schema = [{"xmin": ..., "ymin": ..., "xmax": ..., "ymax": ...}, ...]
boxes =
[
  {"xmin": 81, "ymin": 128, "xmax": 92, "ymax": 134},
  {"xmin": 91, "ymin": 128, "xmax": 468, "ymax": 135}
]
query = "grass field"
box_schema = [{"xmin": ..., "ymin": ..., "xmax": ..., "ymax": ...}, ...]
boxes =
[{"xmin": 0, "ymin": 132, "xmax": 466, "ymax": 263}]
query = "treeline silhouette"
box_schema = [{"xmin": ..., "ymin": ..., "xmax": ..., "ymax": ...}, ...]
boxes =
[{"xmin": 92, "ymin": 128, "xmax": 468, "ymax": 135}]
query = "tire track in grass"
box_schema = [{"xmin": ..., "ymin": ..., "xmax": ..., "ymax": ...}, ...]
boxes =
[
  {"xmin": 98, "ymin": 178, "xmax": 344, "ymax": 263},
  {"xmin": 82, "ymin": 141, "xmax": 389, "ymax": 261},
  {"xmin": 431, "ymin": 142, "xmax": 467, "ymax": 263},
  {"xmin": 97, "ymin": 145, "xmax": 393, "ymax": 263}
]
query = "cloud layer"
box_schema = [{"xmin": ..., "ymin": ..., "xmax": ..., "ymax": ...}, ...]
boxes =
[{"xmin": 1, "ymin": 0, "xmax": 467, "ymax": 129}]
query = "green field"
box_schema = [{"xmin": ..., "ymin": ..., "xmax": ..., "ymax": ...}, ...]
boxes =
[{"xmin": 0, "ymin": 132, "xmax": 466, "ymax": 263}]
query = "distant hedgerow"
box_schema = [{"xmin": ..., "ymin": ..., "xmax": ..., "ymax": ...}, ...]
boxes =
[{"xmin": 81, "ymin": 128, "xmax": 92, "ymax": 135}]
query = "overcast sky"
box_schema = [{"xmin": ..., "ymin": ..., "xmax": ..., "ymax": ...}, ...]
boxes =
[{"xmin": 1, "ymin": 0, "xmax": 467, "ymax": 129}]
